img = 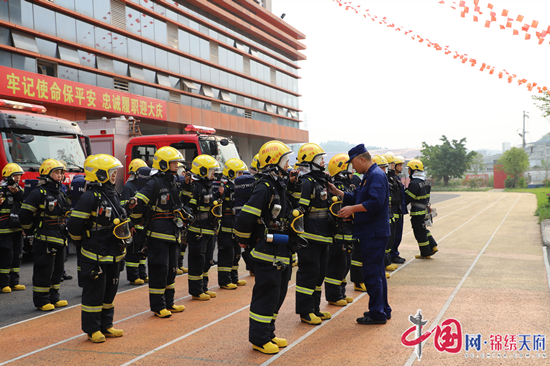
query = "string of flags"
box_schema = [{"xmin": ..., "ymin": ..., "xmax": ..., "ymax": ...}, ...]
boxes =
[
  {"xmin": 439, "ymin": 0, "xmax": 549, "ymax": 44},
  {"xmin": 333, "ymin": 0, "xmax": 548, "ymax": 94}
]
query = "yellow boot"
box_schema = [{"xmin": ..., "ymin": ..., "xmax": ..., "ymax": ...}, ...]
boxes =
[
  {"xmin": 253, "ymin": 342, "xmax": 279, "ymax": 354},
  {"xmin": 385, "ymin": 264, "xmax": 398, "ymax": 271},
  {"xmin": 415, "ymin": 254, "xmax": 431, "ymax": 259},
  {"xmin": 88, "ymin": 331, "xmax": 106, "ymax": 343},
  {"xmin": 205, "ymin": 290, "xmax": 217, "ymax": 298},
  {"xmin": 271, "ymin": 337, "xmax": 288, "ymax": 348},
  {"xmin": 102, "ymin": 328, "xmax": 124, "ymax": 338},
  {"xmin": 328, "ymin": 299, "xmax": 348, "ymax": 306},
  {"xmin": 344, "ymin": 296, "xmax": 353, "ymax": 303},
  {"xmin": 315, "ymin": 311, "xmax": 331, "ymax": 320},
  {"xmin": 300, "ymin": 313, "xmax": 322, "ymax": 325},
  {"xmin": 11, "ymin": 284, "xmax": 25, "ymax": 291},
  {"xmin": 386, "ymin": 272, "xmax": 390, "ymax": 278},
  {"xmin": 167, "ymin": 304, "xmax": 185, "ymax": 313},
  {"xmin": 2, "ymin": 286, "xmax": 11, "ymax": 293},
  {"xmin": 54, "ymin": 300, "xmax": 68, "ymax": 307},
  {"xmin": 154, "ymin": 309, "xmax": 172, "ymax": 318},
  {"xmin": 354, "ymin": 283, "xmax": 367, "ymax": 292},
  {"xmin": 432, "ymin": 246, "xmax": 439, "ymax": 255},
  {"xmin": 192, "ymin": 293, "xmax": 210, "ymax": 301},
  {"xmin": 220, "ymin": 283, "xmax": 237, "ymax": 290},
  {"xmin": 130, "ymin": 279, "xmax": 144, "ymax": 285},
  {"xmin": 38, "ymin": 303, "xmax": 55, "ymax": 311},
  {"xmin": 176, "ymin": 268, "xmax": 184, "ymax": 275},
  {"xmin": 236, "ymin": 280, "xmax": 246, "ymax": 286}
]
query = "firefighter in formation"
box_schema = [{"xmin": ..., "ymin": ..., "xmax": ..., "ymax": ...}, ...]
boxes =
[{"xmin": 67, "ymin": 154, "xmax": 127, "ymax": 343}]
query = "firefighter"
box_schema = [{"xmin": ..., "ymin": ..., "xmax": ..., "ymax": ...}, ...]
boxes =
[
  {"xmin": 177, "ymin": 162, "xmax": 192, "ymax": 275},
  {"xmin": 385, "ymin": 154, "xmax": 407, "ymax": 264},
  {"xmin": 390, "ymin": 156, "xmax": 407, "ymax": 263},
  {"xmin": 218, "ymin": 158, "xmax": 248, "ymax": 289},
  {"xmin": 121, "ymin": 159, "xmax": 148, "ymax": 285},
  {"xmin": 67, "ymin": 174, "xmax": 86, "ymax": 288},
  {"xmin": 295, "ymin": 142, "xmax": 333, "ymax": 325},
  {"xmin": 234, "ymin": 140, "xmax": 303, "ymax": 354},
  {"xmin": 405, "ymin": 159, "xmax": 438, "ymax": 258},
  {"xmin": 234, "ymin": 154, "xmax": 260, "ymax": 277},
  {"xmin": 187, "ymin": 154, "xmax": 223, "ymax": 301},
  {"xmin": 67, "ymin": 154, "xmax": 127, "ymax": 343},
  {"xmin": 324, "ymin": 154, "xmax": 355, "ymax": 306},
  {"xmin": 132, "ymin": 146, "xmax": 188, "ymax": 318},
  {"xmin": 19, "ymin": 159, "xmax": 70, "ymax": 311},
  {"xmin": 0, "ymin": 163, "xmax": 24, "ymax": 293}
]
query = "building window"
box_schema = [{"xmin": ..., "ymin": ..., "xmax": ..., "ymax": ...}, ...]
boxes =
[
  {"xmin": 37, "ymin": 59, "xmax": 57, "ymax": 77},
  {"xmin": 129, "ymin": 66, "xmax": 145, "ymax": 81},
  {"xmin": 58, "ymin": 45, "xmax": 81, "ymax": 64},
  {"xmin": 201, "ymin": 86, "xmax": 215, "ymax": 98},
  {"xmin": 114, "ymin": 77, "xmax": 129, "ymax": 92},
  {"xmin": 182, "ymin": 80, "xmax": 198, "ymax": 93},
  {"xmin": 11, "ymin": 30, "xmax": 38, "ymax": 53},
  {"xmin": 157, "ymin": 73, "xmax": 171, "ymax": 87},
  {"xmin": 220, "ymin": 91, "xmax": 232, "ymax": 102},
  {"xmin": 244, "ymin": 109, "xmax": 252, "ymax": 119}
]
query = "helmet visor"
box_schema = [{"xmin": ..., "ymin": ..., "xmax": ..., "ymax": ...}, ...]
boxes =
[
  {"xmin": 291, "ymin": 213, "xmax": 304, "ymax": 234},
  {"xmin": 113, "ymin": 219, "xmax": 131, "ymax": 240}
]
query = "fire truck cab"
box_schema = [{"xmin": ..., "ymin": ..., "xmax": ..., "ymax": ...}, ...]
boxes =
[{"xmin": 0, "ymin": 99, "xmax": 89, "ymax": 184}]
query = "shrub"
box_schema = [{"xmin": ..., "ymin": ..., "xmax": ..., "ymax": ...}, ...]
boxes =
[
  {"xmin": 488, "ymin": 175, "xmax": 494, "ymax": 188},
  {"xmin": 518, "ymin": 177, "xmax": 527, "ymax": 188},
  {"xmin": 543, "ymin": 179, "xmax": 550, "ymax": 188}
]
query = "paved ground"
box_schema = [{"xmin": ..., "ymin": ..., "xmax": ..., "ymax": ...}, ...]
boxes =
[{"xmin": 0, "ymin": 192, "xmax": 548, "ymax": 365}]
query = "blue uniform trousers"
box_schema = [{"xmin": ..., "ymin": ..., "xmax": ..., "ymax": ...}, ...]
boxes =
[{"xmin": 359, "ymin": 237, "xmax": 391, "ymax": 320}]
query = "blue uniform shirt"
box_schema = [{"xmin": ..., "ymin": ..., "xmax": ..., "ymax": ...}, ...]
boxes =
[{"xmin": 343, "ymin": 163, "xmax": 390, "ymax": 239}]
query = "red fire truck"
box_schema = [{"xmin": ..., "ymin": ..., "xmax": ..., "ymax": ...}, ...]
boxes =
[
  {"xmin": 77, "ymin": 118, "xmax": 240, "ymax": 189},
  {"xmin": 0, "ymin": 99, "xmax": 90, "ymax": 185}
]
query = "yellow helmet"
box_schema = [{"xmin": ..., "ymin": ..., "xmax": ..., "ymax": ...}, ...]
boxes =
[
  {"xmin": 257, "ymin": 140, "xmax": 293, "ymax": 170},
  {"xmin": 250, "ymin": 154, "xmax": 260, "ymax": 172},
  {"xmin": 297, "ymin": 143, "xmax": 325, "ymax": 164},
  {"xmin": 152, "ymin": 146, "xmax": 184, "ymax": 172},
  {"xmin": 394, "ymin": 155, "xmax": 405, "ymax": 165},
  {"xmin": 328, "ymin": 153, "xmax": 350, "ymax": 177},
  {"xmin": 407, "ymin": 159, "xmax": 424, "ymax": 171},
  {"xmin": 382, "ymin": 153, "xmax": 395, "ymax": 164},
  {"xmin": 128, "ymin": 158, "xmax": 147, "ymax": 174},
  {"xmin": 39, "ymin": 159, "xmax": 66, "ymax": 177},
  {"xmin": 223, "ymin": 158, "xmax": 248, "ymax": 179},
  {"xmin": 2, "ymin": 163, "xmax": 23, "ymax": 178},
  {"xmin": 191, "ymin": 154, "xmax": 219, "ymax": 178},
  {"xmin": 372, "ymin": 155, "xmax": 388, "ymax": 167},
  {"xmin": 84, "ymin": 154, "xmax": 123, "ymax": 183}
]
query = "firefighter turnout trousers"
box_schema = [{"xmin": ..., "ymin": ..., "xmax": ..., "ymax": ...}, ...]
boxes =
[
  {"xmin": 350, "ymin": 242, "xmax": 364, "ymax": 286},
  {"xmin": 249, "ymin": 247, "xmax": 292, "ymax": 347},
  {"xmin": 147, "ymin": 238, "xmax": 179, "ymax": 312},
  {"xmin": 217, "ymin": 229, "xmax": 242, "ymax": 286},
  {"xmin": 411, "ymin": 215, "xmax": 438, "ymax": 257},
  {"xmin": 0, "ymin": 232, "xmax": 23, "ymax": 288},
  {"xmin": 296, "ymin": 243, "xmax": 329, "ymax": 315},
  {"xmin": 324, "ymin": 237, "xmax": 352, "ymax": 302},
  {"xmin": 80, "ymin": 252, "xmax": 123, "ymax": 335},
  {"xmin": 126, "ymin": 229, "xmax": 147, "ymax": 281},
  {"xmin": 32, "ymin": 239, "xmax": 65, "ymax": 307},
  {"xmin": 187, "ymin": 232, "xmax": 215, "ymax": 296}
]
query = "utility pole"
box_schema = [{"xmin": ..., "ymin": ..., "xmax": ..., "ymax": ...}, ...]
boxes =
[{"xmin": 522, "ymin": 111, "xmax": 529, "ymax": 149}]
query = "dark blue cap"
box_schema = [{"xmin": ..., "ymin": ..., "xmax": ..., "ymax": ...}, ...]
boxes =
[{"xmin": 346, "ymin": 144, "xmax": 368, "ymax": 163}]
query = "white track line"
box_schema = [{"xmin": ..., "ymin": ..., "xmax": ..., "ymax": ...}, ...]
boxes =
[
  {"xmin": 0, "ymin": 276, "xmax": 166, "ymax": 332},
  {"xmin": 390, "ymin": 196, "xmax": 504, "ymax": 277},
  {"xmin": 401, "ymin": 194, "xmax": 492, "ymax": 238},
  {"xmin": 0, "ymin": 271, "xmax": 258, "ymax": 366},
  {"xmin": 403, "ymin": 194, "xmax": 521, "ymax": 366},
  {"xmin": 261, "ymin": 291, "xmax": 369, "ymax": 366},
  {"xmin": 121, "ymin": 283, "xmax": 296, "ymax": 365}
]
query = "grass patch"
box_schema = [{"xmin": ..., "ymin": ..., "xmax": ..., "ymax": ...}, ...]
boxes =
[{"xmin": 504, "ymin": 187, "xmax": 550, "ymax": 222}]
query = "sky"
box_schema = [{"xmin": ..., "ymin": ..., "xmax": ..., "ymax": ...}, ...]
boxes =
[{"xmin": 272, "ymin": 0, "xmax": 550, "ymax": 152}]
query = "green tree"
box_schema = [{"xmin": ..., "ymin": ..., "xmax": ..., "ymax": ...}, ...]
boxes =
[
  {"xmin": 420, "ymin": 135, "xmax": 475, "ymax": 186},
  {"xmin": 469, "ymin": 151, "xmax": 485, "ymax": 175},
  {"xmin": 532, "ymin": 90, "xmax": 550, "ymax": 119},
  {"xmin": 497, "ymin": 147, "xmax": 530, "ymax": 187}
]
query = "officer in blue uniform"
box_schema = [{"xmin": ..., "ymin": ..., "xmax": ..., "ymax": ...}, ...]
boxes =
[{"xmin": 329, "ymin": 144, "xmax": 391, "ymax": 324}]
